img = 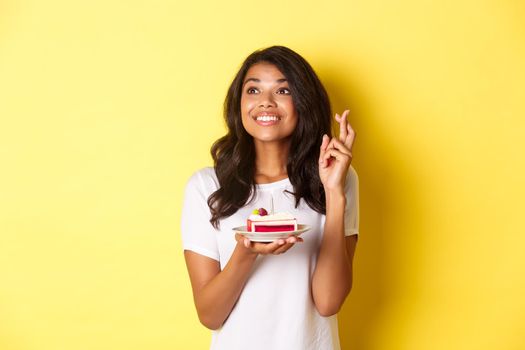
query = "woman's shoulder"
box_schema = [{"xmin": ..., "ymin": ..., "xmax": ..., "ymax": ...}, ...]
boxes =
[
  {"xmin": 347, "ymin": 164, "xmax": 358, "ymax": 180},
  {"xmin": 185, "ymin": 167, "xmax": 220, "ymax": 193},
  {"xmin": 344, "ymin": 164, "xmax": 359, "ymax": 191},
  {"xmin": 188, "ymin": 166, "xmax": 217, "ymax": 180}
]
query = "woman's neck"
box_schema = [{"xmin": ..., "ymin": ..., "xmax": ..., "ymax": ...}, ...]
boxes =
[{"xmin": 254, "ymin": 139, "xmax": 290, "ymax": 184}]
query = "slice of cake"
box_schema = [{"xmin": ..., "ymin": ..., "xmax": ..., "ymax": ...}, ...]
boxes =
[{"xmin": 247, "ymin": 208, "xmax": 297, "ymax": 232}]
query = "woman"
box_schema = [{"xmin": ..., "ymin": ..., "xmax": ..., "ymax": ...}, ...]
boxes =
[{"xmin": 181, "ymin": 45, "xmax": 359, "ymax": 350}]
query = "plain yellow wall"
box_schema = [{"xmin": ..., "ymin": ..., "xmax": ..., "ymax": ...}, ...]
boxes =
[{"xmin": 1, "ymin": 0, "xmax": 524, "ymax": 349}]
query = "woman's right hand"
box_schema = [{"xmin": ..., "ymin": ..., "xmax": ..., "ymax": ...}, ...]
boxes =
[{"xmin": 234, "ymin": 233, "xmax": 303, "ymax": 255}]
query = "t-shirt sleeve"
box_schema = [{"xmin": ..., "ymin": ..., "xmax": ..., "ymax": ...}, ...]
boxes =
[
  {"xmin": 344, "ymin": 165, "xmax": 360, "ymax": 237},
  {"xmin": 180, "ymin": 170, "xmax": 220, "ymax": 261}
]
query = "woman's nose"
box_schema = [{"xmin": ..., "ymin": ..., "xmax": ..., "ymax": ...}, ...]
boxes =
[{"xmin": 258, "ymin": 91, "xmax": 276, "ymax": 108}]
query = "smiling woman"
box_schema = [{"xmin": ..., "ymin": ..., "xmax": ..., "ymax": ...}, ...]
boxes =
[
  {"xmin": 180, "ymin": 46, "xmax": 359, "ymax": 350},
  {"xmin": 240, "ymin": 63, "xmax": 298, "ymax": 142},
  {"xmin": 208, "ymin": 46, "xmax": 334, "ymax": 225}
]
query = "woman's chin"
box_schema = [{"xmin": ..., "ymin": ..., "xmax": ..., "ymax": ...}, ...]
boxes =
[{"xmin": 252, "ymin": 134, "xmax": 292, "ymax": 144}]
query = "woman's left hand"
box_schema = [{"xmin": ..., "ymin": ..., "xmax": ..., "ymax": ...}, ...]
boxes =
[{"xmin": 319, "ymin": 109, "xmax": 356, "ymax": 193}]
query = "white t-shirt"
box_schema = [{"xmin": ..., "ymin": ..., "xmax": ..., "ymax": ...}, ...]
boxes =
[{"xmin": 181, "ymin": 166, "xmax": 359, "ymax": 350}]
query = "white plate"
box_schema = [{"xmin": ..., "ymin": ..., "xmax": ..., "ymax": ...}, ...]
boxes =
[{"xmin": 232, "ymin": 224, "xmax": 311, "ymax": 242}]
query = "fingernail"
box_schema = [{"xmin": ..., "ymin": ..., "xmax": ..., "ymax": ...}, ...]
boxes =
[
  {"xmin": 244, "ymin": 239, "xmax": 250, "ymax": 248},
  {"xmin": 278, "ymin": 239, "xmax": 285, "ymax": 245}
]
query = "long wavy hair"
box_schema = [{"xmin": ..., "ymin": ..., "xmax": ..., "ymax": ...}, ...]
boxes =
[{"xmin": 208, "ymin": 46, "xmax": 332, "ymax": 228}]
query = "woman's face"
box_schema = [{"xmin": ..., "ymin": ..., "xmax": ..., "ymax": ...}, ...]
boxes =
[{"xmin": 240, "ymin": 62, "xmax": 298, "ymax": 144}]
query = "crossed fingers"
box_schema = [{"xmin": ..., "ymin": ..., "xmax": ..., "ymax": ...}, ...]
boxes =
[
  {"xmin": 319, "ymin": 110, "xmax": 355, "ymax": 167},
  {"xmin": 334, "ymin": 109, "xmax": 356, "ymax": 152},
  {"xmin": 320, "ymin": 138, "xmax": 352, "ymax": 166}
]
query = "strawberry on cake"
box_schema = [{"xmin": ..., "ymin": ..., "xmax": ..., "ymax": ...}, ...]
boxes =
[{"xmin": 247, "ymin": 208, "xmax": 298, "ymax": 232}]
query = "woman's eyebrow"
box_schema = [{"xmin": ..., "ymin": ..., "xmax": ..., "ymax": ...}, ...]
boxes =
[{"xmin": 243, "ymin": 78, "xmax": 288, "ymax": 86}]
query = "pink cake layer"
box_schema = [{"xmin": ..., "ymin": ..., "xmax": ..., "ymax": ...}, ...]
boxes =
[
  {"xmin": 247, "ymin": 219, "xmax": 297, "ymax": 232},
  {"xmin": 253, "ymin": 225, "xmax": 295, "ymax": 232}
]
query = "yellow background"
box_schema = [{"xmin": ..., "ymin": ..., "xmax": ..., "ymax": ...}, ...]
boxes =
[{"xmin": 1, "ymin": 0, "xmax": 524, "ymax": 349}]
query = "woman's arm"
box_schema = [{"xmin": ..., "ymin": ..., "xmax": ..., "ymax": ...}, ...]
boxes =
[
  {"xmin": 311, "ymin": 190, "xmax": 357, "ymax": 316},
  {"xmin": 312, "ymin": 109, "xmax": 358, "ymax": 316},
  {"xmin": 184, "ymin": 235, "xmax": 302, "ymax": 330},
  {"xmin": 184, "ymin": 244, "xmax": 257, "ymax": 330}
]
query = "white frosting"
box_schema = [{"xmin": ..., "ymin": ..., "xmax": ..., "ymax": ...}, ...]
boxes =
[{"xmin": 248, "ymin": 212, "xmax": 295, "ymax": 221}]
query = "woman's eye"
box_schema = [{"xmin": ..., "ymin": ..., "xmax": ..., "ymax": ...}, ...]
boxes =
[
  {"xmin": 277, "ymin": 88, "xmax": 291, "ymax": 95},
  {"xmin": 246, "ymin": 87, "xmax": 259, "ymax": 94}
]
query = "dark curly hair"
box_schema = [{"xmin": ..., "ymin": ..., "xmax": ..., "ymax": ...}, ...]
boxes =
[{"xmin": 208, "ymin": 45, "xmax": 332, "ymax": 228}]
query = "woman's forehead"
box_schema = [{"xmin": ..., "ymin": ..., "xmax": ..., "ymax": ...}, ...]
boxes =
[{"xmin": 243, "ymin": 63, "xmax": 287, "ymax": 85}]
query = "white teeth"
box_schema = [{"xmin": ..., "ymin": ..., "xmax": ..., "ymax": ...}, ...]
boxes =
[{"xmin": 256, "ymin": 115, "xmax": 280, "ymax": 122}]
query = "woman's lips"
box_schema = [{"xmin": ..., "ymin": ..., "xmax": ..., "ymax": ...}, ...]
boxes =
[{"xmin": 253, "ymin": 115, "xmax": 281, "ymax": 126}]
